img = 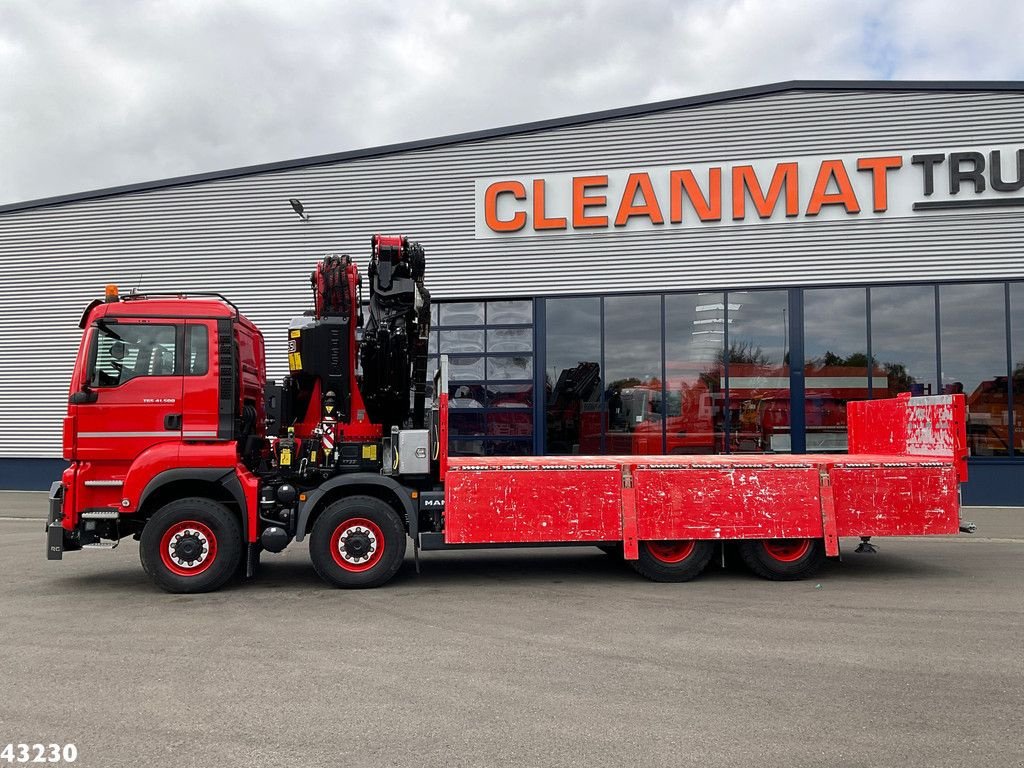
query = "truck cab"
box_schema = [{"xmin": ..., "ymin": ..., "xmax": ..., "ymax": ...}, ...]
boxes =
[{"xmin": 52, "ymin": 287, "xmax": 266, "ymax": 567}]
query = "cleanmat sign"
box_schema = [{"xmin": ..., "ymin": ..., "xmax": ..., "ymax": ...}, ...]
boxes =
[{"xmin": 474, "ymin": 145, "xmax": 1024, "ymax": 238}]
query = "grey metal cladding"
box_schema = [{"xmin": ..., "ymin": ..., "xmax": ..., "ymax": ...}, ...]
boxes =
[{"xmin": 1, "ymin": 86, "xmax": 1023, "ymax": 458}]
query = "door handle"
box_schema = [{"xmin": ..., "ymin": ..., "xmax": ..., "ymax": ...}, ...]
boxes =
[{"xmin": 164, "ymin": 413, "xmax": 182, "ymax": 431}]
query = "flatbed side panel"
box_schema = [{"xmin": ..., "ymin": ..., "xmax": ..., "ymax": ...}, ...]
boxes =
[
  {"xmin": 633, "ymin": 466, "xmax": 823, "ymax": 541},
  {"xmin": 444, "ymin": 467, "xmax": 622, "ymax": 544},
  {"xmin": 831, "ymin": 464, "xmax": 959, "ymax": 536}
]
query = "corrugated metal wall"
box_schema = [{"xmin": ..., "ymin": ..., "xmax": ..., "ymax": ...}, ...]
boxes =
[{"xmin": 2, "ymin": 87, "xmax": 1023, "ymax": 458}]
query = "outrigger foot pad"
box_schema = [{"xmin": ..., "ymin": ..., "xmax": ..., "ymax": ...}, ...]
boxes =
[{"xmin": 855, "ymin": 537, "xmax": 878, "ymax": 554}]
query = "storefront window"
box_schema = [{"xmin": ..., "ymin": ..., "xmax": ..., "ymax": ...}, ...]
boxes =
[
  {"xmin": 939, "ymin": 284, "xmax": 1009, "ymax": 457},
  {"xmin": 432, "ymin": 300, "xmax": 534, "ymax": 456},
  {"xmin": 545, "ymin": 297, "xmax": 601, "ymax": 454},
  {"xmin": 803, "ymin": 288, "xmax": 868, "ymax": 453},
  {"xmin": 871, "ymin": 286, "xmax": 937, "ymax": 397},
  {"xmin": 726, "ymin": 290, "xmax": 789, "ymax": 453},
  {"xmin": 1009, "ymin": 283, "xmax": 1024, "ymax": 454},
  {"xmin": 665, "ymin": 292, "xmax": 725, "ymax": 454},
  {"xmin": 604, "ymin": 295, "xmax": 663, "ymax": 455}
]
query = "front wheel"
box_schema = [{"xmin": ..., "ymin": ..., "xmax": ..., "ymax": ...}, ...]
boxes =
[
  {"xmin": 140, "ymin": 497, "xmax": 243, "ymax": 593},
  {"xmin": 738, "ymin": 538, "xmax": 825, "ymax": 581},
  {"xmin": 309, "ymin": 496, "xmax": 407, "ymax": 588},
  {"xmin": 630, "ymin": 539, "xmax": 715, "ymax": 582}
]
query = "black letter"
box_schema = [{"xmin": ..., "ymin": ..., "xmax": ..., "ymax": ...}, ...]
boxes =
[
  {"xmin": 911, "ymin": 153, "xmax": 945, "ymax": 196},
  {"xmin": 949, "ymin": 151, "xmax": 986, "ymax": 194},
  {"xmin": 990, "ymin": 149, "xmax": 1024, "ymax": 192}
]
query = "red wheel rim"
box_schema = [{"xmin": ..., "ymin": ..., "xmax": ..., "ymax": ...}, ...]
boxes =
[
  {"xmin": 646, "ymin": 540, "xmax": 696, "ymax": 564},
  {"xmin": 762, "ymin": 538, "xmax": 811, "ymax": 563},
  {"xmin": 160, "ymin": 520, "xmax": 218, "ymax": 577},
  {"xmin": 330, "ymin": 517, "xmax": 385, "ymax": 572}
]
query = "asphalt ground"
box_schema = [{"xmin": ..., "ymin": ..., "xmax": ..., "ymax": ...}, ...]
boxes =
[{"xmin": 1, "ymin": 499, "xmax": 1022, "ymax": 768}]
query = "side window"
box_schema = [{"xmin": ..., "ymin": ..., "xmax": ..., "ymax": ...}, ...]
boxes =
[
  {"xmin": 187, "ymin": 325, "xmax": 209, "ymax": 375},
  {"xmin": 91, "ymin": 323, "xmax": 179, "ymax": 387}
]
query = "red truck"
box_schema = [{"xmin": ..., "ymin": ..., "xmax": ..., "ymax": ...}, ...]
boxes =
[{"xmin": 47, "ymin": 236, "xmax": 974, "ymax": 593}]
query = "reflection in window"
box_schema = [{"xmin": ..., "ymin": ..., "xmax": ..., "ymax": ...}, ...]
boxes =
[
  {"xmin": 1012, "ymin": 284, "xmax": 1024, "ymax": 454},
  {"xmin": 440, "ymin": 302, "xmax": 484, "ymax": 326},
  {"xmin": 487, "ymin": 328, "xmax": 532, "ymax": 352},
  {"xmin": 487, "ymin": 300, "xmax": 533, "ymax": 325},
  {"xmin": 803, "ymin": 288, "xmax": 868, "ymax": 453},
  {"xmin": 603, "ymin": 296, "xmax": 663, "ymax": 455},
  {"xmin": 545, "ymin": 298, "xmax": 601, "ymax": 455},
  {"xmin": 940, "ymin": 283, "xmax": 1009, "ymax": 456},
  {"xmin": 727, "ymin": 291, "xmax": 789, "ymax": 453},
  {"xmin": 665, "ymin": 293, "xmax": 725, "ymax": 454},
  {"xmin": 440, "ymin": 330, "xmax": 484, "ymax": 354},
  {"xmin": 871, "ymin": 286, "xmax": 936, "ymax": 396},
  {"xmin": 91, "ymin": 323, "xmax": 178, "ymax": 387}
]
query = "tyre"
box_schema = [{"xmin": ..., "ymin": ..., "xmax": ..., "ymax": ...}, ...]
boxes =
[
  {"xmin": 738, "ymin": 538, "xmax": 825, "ymax": 581},
  {"xmin": 140, "ymin": 497, "xmax": 243, "ymax": 593},
  {"xmin": 630, "ymin": 539, "xmax": 714, "ymax": 583},
  {"xmin": 309, "ymin": 495, "xmax": 407, "ymax": 588}
]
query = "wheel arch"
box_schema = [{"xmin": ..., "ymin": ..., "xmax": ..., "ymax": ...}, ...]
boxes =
[
  {"xmin": 137, "ymin": 469, "xmax": 247, "ymax": 539},
  {"xmin": 295, "ymin": 474, "xmax": 416, "ymax": 543}
]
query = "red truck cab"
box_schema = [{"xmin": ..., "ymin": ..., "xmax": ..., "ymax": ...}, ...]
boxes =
[{"xmin": 51, "ymin": 288, "xmax": 266, "ymax": 569}]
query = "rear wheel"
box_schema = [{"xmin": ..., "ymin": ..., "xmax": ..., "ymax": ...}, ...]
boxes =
[
  {"xmin": 309, "ymin": 496, "xmax": 407, "ymax": 588},
  {"xmin": 140, "ymin": 497, "xmax": 242, "ymax": 593},
  {"xmin": 630, "ymin": 539, "xmax": 714, "ymax": 582},
  {"xmin": 738, "ymin": 537, "xmax": 825, "ymax": 581}
]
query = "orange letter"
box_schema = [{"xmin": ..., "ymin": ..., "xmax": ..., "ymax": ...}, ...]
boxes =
[
  {"xmin": 573, "ymin": 175, "xmax": 609, "ymax": 228},
  {"xmin": 484, "ymin": 181, "xmax": 527, "ymax": 232},
  {"xmin": 533, "ymin": 179, "xmax": 567, "ymax": 230},
  {"xmin": 807, "ymin": 160, "xmax": 861, "ymax": 215},
  {"xmin": 670, "ymin": 168, "xmax": 722, "ymax": 222},
  {"xmin": 732, "ymin": 163, "xmax": 799, "ymax": 220},
  {"xmin": 614, "ymin": 172, "xmax": 664, "ymax": 227},
  {"xmin": 857, "ymin": 156, "xmax": 903, "ymax": 212}
]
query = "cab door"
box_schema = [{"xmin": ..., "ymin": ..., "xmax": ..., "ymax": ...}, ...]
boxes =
[
  {"xmin": 180, "ymin": 320, "xmax": 221, "ymax": 440},
  {"xmin": 73, "ymin": 319, "xmax": 184, "ymax": 463}
]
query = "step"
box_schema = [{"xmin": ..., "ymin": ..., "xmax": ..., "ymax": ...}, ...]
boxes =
[
  {"xmin": 82, "ymin": 542, "xmax": 118, "ymax": 550},
  {"xmin": 81, "ymin": 509, "xmax": 120, "ymax": 520}
]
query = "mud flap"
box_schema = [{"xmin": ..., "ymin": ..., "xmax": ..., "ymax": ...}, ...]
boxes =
[{"xmin": 46, "ymin": 481, "xmax": 64, "ymax": 561}]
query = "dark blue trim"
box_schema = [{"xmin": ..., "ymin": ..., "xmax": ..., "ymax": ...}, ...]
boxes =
[
  {"xmin": 722, "ymin": 291, "xmax": 731, "ymax": 453},
  {"xmin": 599, "ymin": 296, "xmax": 606, "ymax": 455},
  {"xmin": 0, "ymin": 459, "xmax": 68, "ymax": 491},
  {"xmin": 660, "ymin": 294, "xmax": 668, "ymax": 454},
  {"xmin": 865, "ymin": 287, "xmax": 873, "ymax": 400},
  {"xmin": 934, "ymin": 285, "xmax": 943, "ymax": 396},
  {"xmin": 5, "ymin": 80, "xmax": 1023, "ymax": 216}
]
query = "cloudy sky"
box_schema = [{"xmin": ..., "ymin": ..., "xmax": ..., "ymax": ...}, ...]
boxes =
[{"xmin": 2, "ymin": 0, "xmax": 1023, "ymax": 206}]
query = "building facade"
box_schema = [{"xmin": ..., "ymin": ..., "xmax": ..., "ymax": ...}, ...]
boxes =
[{"xmin": 2, "ymin": 81, "xmax": 1022, "ymax": 504}]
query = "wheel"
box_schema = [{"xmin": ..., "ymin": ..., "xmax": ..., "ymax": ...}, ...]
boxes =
[
  {"xmin": 738, "ymin": 538, "xmax": 825, "ymax": 581},
  {"xmin": 140, "ymin": 497, "xmax": 243, "ymax": 593},
  {"xmin": 630, "ymin": 539, "xmax": 714, "ymax": 582},
  {"xmin": 309, "ymin": 496, "xmax": 407, "ymax": 588}
]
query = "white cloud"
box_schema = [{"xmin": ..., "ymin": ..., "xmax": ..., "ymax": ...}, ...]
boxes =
[{"xmin": 1, "ymin": 0, "xmax": 1021, "ymax": 205}]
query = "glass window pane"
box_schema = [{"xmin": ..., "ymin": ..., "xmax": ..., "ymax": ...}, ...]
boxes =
[
  {"xmin": 429, "ymin": 303, "xmax": 438, "ymax": 327},
  {"xmin": 487, "ymin": 300, "xmax": 532, "ymax": 325},
  {"xmin": 1012, "ymin": 283, "xmax": 1024, "ymax": 454},
  {"xmin": 665, "ymin": 292, "xmax": 725, "ymax": 455},
  {"xmin": 871, "ymin": 286, "xmax": 937, "ymax": 397},
  {"xmin": 545, "ymin": 297, "xmax": 601, "ymax": 455},
  {"xmin": 803, "ymin": 288, "xmax": 868, "ymax": 453},
  {"xmin": 91, "ymin": 323, "xmax": 178, "ymax": 387},
  {"xmin": 440, "ymin": 302, "xmax": 484, "ymax": 326},
  {"xmin": 187, "ymin": 325, "xmax": 208, "ymax": 376},
  {"xmin": 484, "ymin": 440, "xmax": 533, "ymax": 456},
  {"xmin": 450, "ymin": 412, "xmax": 486, "ymax": 435},
  {"xmin": 727, "ymin": 290, "xmax": 789, "ymax": 453},
  {"xmin": 487, "ymin": 328, "xmax": 532, "ymax": 353},
  {"xmin": 604, "ymin": 295, "xmax": 663, "ymax": 456},
  {"xmin": 487, "ymin": 356, "xmax": 532, "ymax": 381},
  {"xmin": 940, "ymin": 283, "xmax": 1009, "ymax": 457},
  {"xmin": 487, "ymin": 384, "xmax": 533, "ymax": 408},
  {"xmin": 487, "ymin": 411, "xmax": 533, "ymax": 437},
  {"xmin": 449, "ymin": 383, "xmax": 486, "ymax": 408},
  {"xmin": 428, "ymin": 331, "xmax": 438, "ymax": 355},
  {"xmin": 440, "ymin": 330, "xmax": 484, "ymax": 354},
  {"xmin": 449, "ymin": 356, "xmax": 484, "ymax": 381}
]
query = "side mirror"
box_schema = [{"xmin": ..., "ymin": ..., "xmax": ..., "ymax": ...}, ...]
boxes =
[{"xmin": 69, "ymin": 388, "xmax": 98, "ymax": 405}]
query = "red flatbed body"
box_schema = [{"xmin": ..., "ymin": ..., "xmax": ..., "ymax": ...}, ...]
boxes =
[{"xmin": 442, "ymin": 394, "xmax": 967, "ymax": 558}]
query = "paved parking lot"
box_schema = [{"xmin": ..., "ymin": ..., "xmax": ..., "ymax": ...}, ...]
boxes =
[{"xmin": 1, "ymin": 503, "xmax": 1022, "ymax": 768}]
